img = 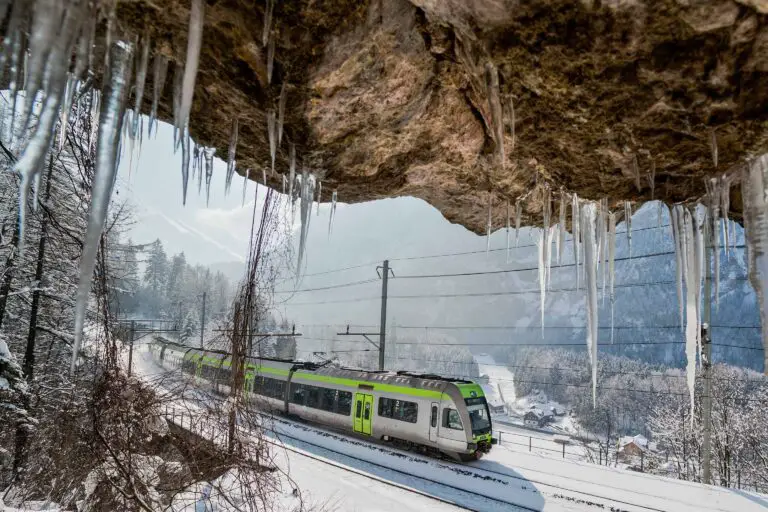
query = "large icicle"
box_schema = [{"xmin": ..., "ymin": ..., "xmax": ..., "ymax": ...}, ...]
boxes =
[
  {"xmin": 581, "ymin": 202, "xmax": 599, "ymax": 406},
  {"xmin": 203, "ymin": 147, "xmax": 215, "ymax": 206},
  {"xmin": 328, "ymin": 190, "xmax": 338, "ymax": 238},
  {"xmin": 288, "ymin": 143, "xmax": 296, "ymax": 201},
  {"xmin": 296, "ymin": 169, "xmax": 315, "ymax": 273},
  {"xmin": 181, "ymin": 127, "xmax": 191, "ymax": 205},
  {"xmin": 485, "ymin": 63, "xmax": 505, "ymax": 169},
  {"xmin": 149, "ymin": 54, "xmax": 168, "ymax": 137},
  {"xmin": 710, "ymin": 129, "xmax": 718, "ymax": 169},
  {"xmin": 505, "ymin": 201, "xmax": 511, "ymax": 262},
  {"xmin": 486, "ymin": 193, "xmax": 493, "ymax": 254},
  {"xmin": 599, "ymin": 198, "xmax": 608, "ymax": 303},
  {"xmin": 741, "ymin": 154, "xmax": 768, "ymax": 374},
  {"xmin": 514, "ymin": 201, "xmax": 521, "ymax": 247},
  {"xmin": 706, "ymin": 178, "xmax": 721, "ymax": 308},
  {"xmin": 681, "ymin": 208, "xmax": 699, "ymax": 425},
  {"xmin": 538, "ymin": 231, "xmax": 546, "ymax": 337},
  {"xmin": 267, "ymin": 108, "xmax": 277, "ymax": 174},
  {"xmin": 194, "ymin": 145, "xmax": 203, "ymax": 193},
  {"xmin": 692, "ymin": 206, "xmax": 705, "ymax": 364},
  {"xmin": 542, "ymin": 187, "xmax": 551, "ymax": 285},
  {"xmin": 558, "ymin": 190, "xmax": 566, "ymax": 265},
  {"xmin": 608, "ymin": 212, "xmax": 617, "ymax": 343},
  {"xmin": 624, "ymin": 201, "xmax": 632, "ymax": 258},
  {"xmin": 71, "ymin": 40, "xmax": 133, "ymax": 375},
  {"xmin": 262, "ymin": 0, "xmax": 275, "ymax": 46},
  {"xmin": 15, "ymin": 1, "xmax": 83, "ymax": 252},
  {"xmin": 177, "ymin": 0, "xmax": 205, "ymax": 135},
  {"xmin": 671, "ymin": 205, "xmax": 685, "ymax": 332},
  {"xmin": 317, "ymin": 181, "xmax": 322, "ymax": 216},
  {"xmin": 572, "ymin": 194, "xmax": 580, "ymax": 289},
  {"xmin": 20, "ymin": 0, "xmax": 64, "ymax": 135},
  {"xmin": 720, "ymin": 175, "xmax": 731, "ymax": 259},
  {"xmin": 172, "ymin": 66, "xmax": 183, "ymax": 150},
  {"xmin": 225, "ymin": 118, "xmax": 238, "ymax": 194},
  {"xmin": 132, "ymin": 36, "xmax": 150, "ymax": 137},
  {"xmin": 242, "ymin": 168, "xmax": 250, "ymax": 207},
  {"xmin": 267, "ymin": 36, "xmax": 275, "ymax": 85},
  {"xmin": 278, "ymin": 82, "xmax": 287, "ymax": 146}
]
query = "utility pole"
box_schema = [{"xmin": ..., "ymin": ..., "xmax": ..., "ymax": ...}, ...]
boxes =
[
  {"xmin": 702, "ymin": 221, "xmax": 714, "ymax": 485},
  {"xmin": 199, "ymin": 291, "xmax": 206, "ymax": 349},
  {"xmin": 128, "ymin": 320, "xmax": 135, "ymax": 377},
  {"xmin": 377, "ymin": 260, "xmax": 393, "ymax": 371}
]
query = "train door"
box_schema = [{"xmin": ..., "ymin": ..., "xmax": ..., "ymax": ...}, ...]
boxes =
[
  {"xmin": 429, "ymin": 402, "xmax": 439, "ymax": 442},
  {"xmin": 353, "ymin": 393, "xmax": 373, "ymax": 435}
]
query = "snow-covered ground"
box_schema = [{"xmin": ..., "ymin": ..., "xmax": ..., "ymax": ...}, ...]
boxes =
[{"xmin": 136, "ymin": 347, "xmax": 768, "ymax": 512}]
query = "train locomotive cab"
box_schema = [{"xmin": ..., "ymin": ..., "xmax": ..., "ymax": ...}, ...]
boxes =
[{"xmin": 436, "ymin": 382, "xmax": 493, "ymax": 461}]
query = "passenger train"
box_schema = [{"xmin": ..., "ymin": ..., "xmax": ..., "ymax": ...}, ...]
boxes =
[{"xmin": 149, "ymin": 339, "xmax": 495, "ymax": 461}]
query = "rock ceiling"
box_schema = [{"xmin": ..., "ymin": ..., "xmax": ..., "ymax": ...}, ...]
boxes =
[{"xmin": 118, "ymin": 0, "xmax": 768, "ymax": 232}]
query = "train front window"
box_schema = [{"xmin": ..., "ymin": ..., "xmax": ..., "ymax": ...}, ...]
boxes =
[{"xmin": 465, "ymin": 397, "xmax": 491, "ymax": 434}]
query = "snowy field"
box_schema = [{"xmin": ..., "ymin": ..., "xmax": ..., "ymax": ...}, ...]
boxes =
[{"xmin": 130, "ymin": 347, "xmax": 768, "ymax": 512}]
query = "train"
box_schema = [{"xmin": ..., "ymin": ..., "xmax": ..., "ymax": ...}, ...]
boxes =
[{"xmin": 149, "ymin": 339, "xmax": 495, "ymax": 461}]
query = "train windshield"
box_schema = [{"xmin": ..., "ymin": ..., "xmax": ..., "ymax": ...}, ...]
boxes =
[{"xmin": 465, "ymin": 397, "xmax": 491, "ymax": 434}]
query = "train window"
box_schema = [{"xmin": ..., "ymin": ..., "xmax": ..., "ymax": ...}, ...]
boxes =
[
  {"xmin": 307, "ymin": 386, "xmax": 320, "ymax": 409},
  {"xmin": 355, "ymin": 400, "xmax": 362, "ymax": 418},
  {"xmin": 364, "ymin": 402, "xmax": 371, "ymax": 420},
  {"xmin": 378, "ymin": 398, "xmax": 418, "ymax": 423},
  {"xmin": 431, "ymin": 405, "xmax": 438, "ymax": 428},
  {"xmin": 443, "ymin": 408, "xmax": 463, "ymax": 430},
  {"xmin": 321, "ymin": 388, "xmax": 337, "ymax": 412},
  {"xmin": 338, "ymin": 391, "xmax": 352, "ymax": 416},
  {"xmin": 291, "ymin": 383, "xmax": 306, "ymax": 405}
]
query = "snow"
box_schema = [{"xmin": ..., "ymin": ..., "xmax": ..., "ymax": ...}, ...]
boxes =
[
  {"xmin": 475, "ymin": 353, "xmax": 517, "ymax": 409},
  {"xmin": 134, "ymin": 347, "xmax": 768, "ymax": 512}
]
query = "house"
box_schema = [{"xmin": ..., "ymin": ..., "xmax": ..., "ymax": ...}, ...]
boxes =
[
  {"xmin": 618, "ymin": 435, "xmax": 649, "ymax": 459},
  {"xmin": 550, "ymin": 406, "xmax": 565, "ymax": 417},
  {"xmin": 523, "ymin": 411, "xmax": 541, "ymax": 427}
]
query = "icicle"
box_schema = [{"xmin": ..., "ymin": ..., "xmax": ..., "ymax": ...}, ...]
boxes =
[
  {"xmin": 507, "ymin": 95, "xmax": 515, "ymax": 154},
  {"xmin": 572, "ymin": 194, "xmax": 580, "ymax": 289},
  {"xmin": 608, "ymin": 212, "xmax": 617, "ymax": 343},
  {"xmin": 278, "ymin": 82, "xmax": 287, "ymax": 146},
  {"xmin": 671, "ymin": 205, "xmax": 685, "ymax": 332},
  {"xmin": 297, "ymin": 168, "xmax": 316, "ymax": 272},
  {"xmin": 73, "ymin": 14, "xmax": 94, "ymax": 80},
  {"xmin": 707, "ymin": 178, "xmax": 721, "ymax": 309},
  {"xmin": 32, "ymin": 166, "xmax": 43, "ymax": 213},
  {"xmin": 58, "ymin": 74, "xmax": 78, "ymax": 151},
  {"xmin": 71, "ymin": 40, "xmax": 133, "ymax": 375},
  {"xmin": 226, "ymin": 118, "xmax": 239, "ymax": 193},
  {"xmin": 558, "ymin": 190, "xmax": 566, "ymax": 265},
  {"xmin": 149, "ymin": 54, "xmax": 169, "ymax": 138},
  {"xmin": 632, "ymin": 154, "xmax": 641, "ymax": 192},
  {"xmin": 194, "ymin": 145, "xmax": 203, "ymax": 194},
  {"xmin": 21, "ymin": 0, "xmax": 65, "ymax": 135},
  {"xmin": 599, "ymin": 199, "xmax": 608, "ymax": 303},
  {"xmin": 262, "ymin": 0, "xmax": 275, "ymax": 47},
  {"xmin": 181, "ymin": 126, "xmax": 191, "ymax": 205},
  {"xmin": 649, "ymin": 159, "xmax": 656, "ymax": 201},
  {"xmin": 282, "ymin": 174, "xmax": 287, "ymax": 194},
  {"xmin": 542, "ymin": 187, "xmax": 551, "ymax": 284},
  {"xmin": 267, "ymin": 108, "xmax": 277, "ymax": 174},
  {"xmin": 624, "ymin": 201, "xmax": 632, "ymax": 258},
  {"xmin": 242, "ymin": 168, "xmax": 250, "ymax": 207},
  {"xmin": 177, "ymin": 0, "xmax": 205, "ymax": 136},
  {"xmin": 289, "ymin": 143, "xmax": 297, "ymax": 202},
  {"xmin": 680, "ymin": 208, "xmax": 698, "ymax": 424},
  {"xmin": 692, "ymin": 206, "xmax": 704, "ymax": 364},
  {"xmin": 2, "ymin": 9, "xmax": 23, "ymax": 144},
  {"xmin": 710, "ymin": 129, "xmax": 718, "ymax": 168},
  {"xmin": 720, "ymin": 174, "xmax": 731, "ymax": 260},
  {"xmin": 267, "ymin": 36, "xmax": 275, "ymax": 85},
  {"xmin": 328, "ymin": 190, "xmax": 338, "ymax": 238},
  {"xmin": 132, "ymin": 36, "xmax": 150, "ymax": 137},
  {"xmin": 741, "ymin": 154, "xmax": 768, "ymax": 374},
  {"xmin": 262, "ymin": 168, "xmax": 267, "ymax": 187},
  {"xmin": 317, "ymin": 181, "xmax": 322, "ymax": 216},
  {"xmin": 537, "ymin": 232, "xmax": 546, "ymax": 337},
  {"xmin": 172, "ymin": 66, "xmax": 183, "ymax": 150},
  {"xmin": 514, "ymin": 201, "xmax": 521, "ymax": 247},
  {"xmin": 546, "ymin": 225, "xmax": 555, "ymax": 289},
  {"xmin": 581, "ymin": 202, "xmax": 599, "ymax": 406},
  {"xmin": 16, "ymin": 2, "xmax": 83, "ymax": 252},
  {"xmin": 658, "ymin": 202, "xmax": 663, "ymax": 229},
  {"xmin": 485, "ymin": 63, "xmax": 504, "ymax": 168},
  {"xmin": 203, "ymin": 147, "xmax": 215, "ymax": 206},
  {"xmin": 486, "ymin": 193, "xmax": 493, "ymax": 254},
  {"xmin": 505, "ymin": 201, "xmax": 511, "ymax": 262}
]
